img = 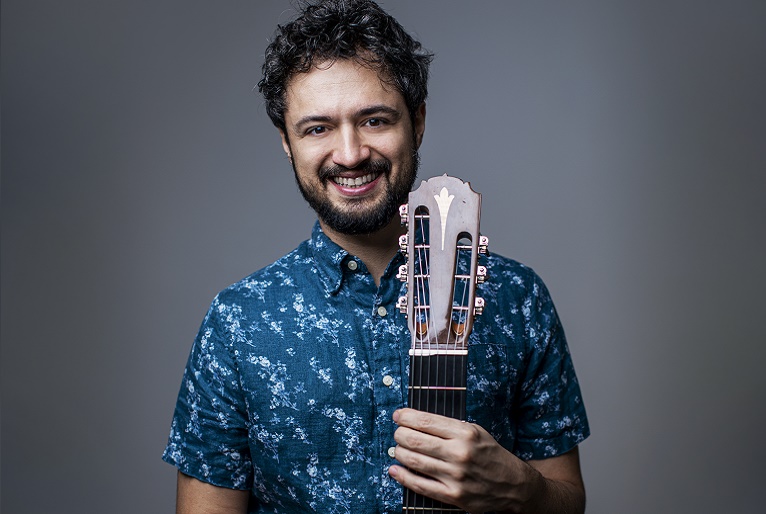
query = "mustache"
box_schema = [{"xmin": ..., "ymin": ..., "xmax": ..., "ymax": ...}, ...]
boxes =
[{"xmin": 318, "ymin": 159, "xmax": 392, "ymax": 181}]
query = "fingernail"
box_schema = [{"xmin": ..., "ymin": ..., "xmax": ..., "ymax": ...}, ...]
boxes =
[{"xmin": 392, "ymin": 410, "xmax": 400, "ymax": 422}]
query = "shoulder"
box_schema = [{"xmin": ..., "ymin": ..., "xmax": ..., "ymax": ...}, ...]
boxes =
[
  {"xmin": 483, "ymin": 253, "xmax": 553, "ymax": 304},
  {"xmin": 214, "ymin": 239, "xmax": 314, "ymax": 305}
]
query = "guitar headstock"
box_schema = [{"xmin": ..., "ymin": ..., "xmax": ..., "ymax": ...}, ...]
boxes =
[{"xmin": 396, "ymin": 175, "xmax": 488, "ymax": 352}]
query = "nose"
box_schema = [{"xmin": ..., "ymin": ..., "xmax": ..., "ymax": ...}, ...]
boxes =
[{"xmin": 332, "ymin": 126, "xmax": 371, "ymax": 169}]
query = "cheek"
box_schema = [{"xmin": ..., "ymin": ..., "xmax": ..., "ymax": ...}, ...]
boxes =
[
  {"xmin": 375, "ymin": 134, "xmax": 413, "ymax": 160},
  {"xmin": 293, "ymin": 139, "xmax": 338, "ymax": 167},
  {"xmin": 290, "ymin": 148, "xmax": 324, "ymax": 173}
]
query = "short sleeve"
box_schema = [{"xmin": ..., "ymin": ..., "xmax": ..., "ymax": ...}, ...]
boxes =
[
  {"xmin": 162, "ymin": 296, "xmax": 253, "ymax": 489},
  {"xmin": 513, "ymin": 274, "xmax": 590, "ymax": 461}
]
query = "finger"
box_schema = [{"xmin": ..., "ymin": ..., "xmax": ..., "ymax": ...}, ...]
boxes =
[
  {"xmin": 394, "ymin": 427, "xmax": 470, "ymax": 465},
  {"xmin": 394, "ymin": 427, "xmax": 445, "ymax": 458},
  {"xmin": 393, "ymin": 408, "xmax": 465, "ymax": 439},
  {"xmin": 392, "ymin": 443, "xmax": 454, "ymax": 479},
  {"xmin": 388, "ymin": 463, "xmax": 455, "ymax": 504}
]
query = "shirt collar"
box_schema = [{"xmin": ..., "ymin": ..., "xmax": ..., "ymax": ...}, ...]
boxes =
[
  {"xmin": 308, "ymin": 221, "xmax": 349, "ymax": 296},
  {"xmin": 307, "ymin": 221, "xmax": 407, "ymax": 296}
]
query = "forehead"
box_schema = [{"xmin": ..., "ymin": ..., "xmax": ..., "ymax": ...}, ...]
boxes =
[{"xmin": 284, "ymin": 59, "xmax": 405, "ymax": 118}]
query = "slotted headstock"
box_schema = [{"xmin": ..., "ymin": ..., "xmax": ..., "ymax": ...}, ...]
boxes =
[{"xmin": 396, "ymin": 175, "xmax": 488, "ymax": 354}]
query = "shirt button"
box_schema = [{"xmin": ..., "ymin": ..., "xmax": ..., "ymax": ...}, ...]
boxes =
[
  {"xmin": 347, "ymin": 260, "xmax": 358, "ymax": 271},
  {"xmin": 377, "ymin": 306, "xmax": 387, "ymax": 317},
  {"xmin": 387, "ymin": 446, "xmax": 396, "ymax": 458},
  {"xmin": 382, "ymin": 375, "xmax": 394, "ymax": 386}
]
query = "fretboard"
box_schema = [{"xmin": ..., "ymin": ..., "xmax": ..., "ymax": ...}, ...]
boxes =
[
  {"xmin": 408, "ymin": 352, "xmax": 467, "ymax": 418},
  {"xmin": 404, "ymin": 352, "xmax": 468, "ymax": 513}
]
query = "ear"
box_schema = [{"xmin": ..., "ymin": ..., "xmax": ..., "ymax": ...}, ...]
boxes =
[
  {"xmin": 279, "ymin": 129, "xmax": 292, "ymax": 162},
  {"xmin": 413, "ymin": 103, "xmax": 426, "ymax": 149}
]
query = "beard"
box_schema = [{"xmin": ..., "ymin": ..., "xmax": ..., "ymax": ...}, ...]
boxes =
[{"xmin": 292, "ymin": 149, "xmax": 420, "ymax": 236}]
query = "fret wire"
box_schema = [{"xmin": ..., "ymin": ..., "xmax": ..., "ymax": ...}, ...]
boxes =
[{"xmin": 409, "ymin": 385, "xmax": 467, "ymax": 390}]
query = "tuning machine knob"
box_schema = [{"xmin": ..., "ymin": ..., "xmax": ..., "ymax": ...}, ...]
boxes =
[
  {"xmin": 399, "ymin": 204, "xmax": 409, "ymax": 226},
  {"xmin": 396, "ymin": 264, "xmax": 408, "ymax": 282},
  {"xmin": 474, "ymin": 296, "xmax": 485, "ymax": 316},
  {"xmin": 398, "ymin": 234, "xmax": 408, "ymax": 256},
  {"xmin": 476, "ymin": 265, "xmax": 487, "ymax": 284},
  {"xmin": 396, "ymin": 296, "xmax": 408, "ymax": 316},
  {"xmin": 478, "ymin": 235, "xmax": 489, "ymax": 256}
]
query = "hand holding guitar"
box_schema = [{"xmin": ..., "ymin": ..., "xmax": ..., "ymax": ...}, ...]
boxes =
[{"xmin": 389, "ymin": 408, "xmax": 546, "ymax": 514}]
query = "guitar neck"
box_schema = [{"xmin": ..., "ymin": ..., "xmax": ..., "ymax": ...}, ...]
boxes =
[
  {"xmin": 408, "ymin": 352, "xmax": 467, "ymax": 419},
  {"xmin": 398, "ymin": 175, "xmax": 486, "ymax": 514}
]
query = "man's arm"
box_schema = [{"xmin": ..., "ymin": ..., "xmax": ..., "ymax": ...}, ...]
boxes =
[
  {"xmin": 526, "ymin": 449, "xmax": 585, "ymax": 514},
  {"xmin": 389, "ymin": 408, "xmax": 585, "ymax": 514},
  {"xmin": 176, "ymin": 472, "xmax": 249, "ymax": 514}
]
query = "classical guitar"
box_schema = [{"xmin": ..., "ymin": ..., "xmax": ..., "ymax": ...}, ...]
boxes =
[{"xmin": 396, "ymin": 175, "xmax": 488, "ymax": 513}]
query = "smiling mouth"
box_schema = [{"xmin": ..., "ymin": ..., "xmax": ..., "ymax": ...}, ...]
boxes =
[{"xmin": 332, "ymin": 172, "xmax": 380, "ymax": 188}]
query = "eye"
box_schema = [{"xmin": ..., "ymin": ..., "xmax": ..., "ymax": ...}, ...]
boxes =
[
  {"xmin": 307, "ymin": 126, "xmax": 327, "ymax": 136},
  {"xmin": 366, "ymin": 118, "xmax": 386, "ymax": 127}
]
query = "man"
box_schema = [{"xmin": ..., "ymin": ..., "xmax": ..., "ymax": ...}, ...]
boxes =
[{"xmin": 163, "ymin": 1, "xmax": 589, "ymax": 512}]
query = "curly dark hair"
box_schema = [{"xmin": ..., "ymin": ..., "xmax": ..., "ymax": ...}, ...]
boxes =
[{"xmin": 258, "ymin": 0, "xmax": 434, "ymax": 132}]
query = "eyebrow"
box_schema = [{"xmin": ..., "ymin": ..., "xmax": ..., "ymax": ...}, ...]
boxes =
[
  {"xmin": 292, "ymin": 115, "xmax": 332, "ymax": 132},
  {"xmin": 292, "ymin": 104, "xmax": 403, "ymax": 132},
  {"xmin": 358, "ymin": 105, "xmax": 402, "ymax": 119}
]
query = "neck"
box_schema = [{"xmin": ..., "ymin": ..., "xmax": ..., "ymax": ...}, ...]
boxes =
[{"xmin": 319, "ymin": 218, "xmax": 404, "ymax": 286}]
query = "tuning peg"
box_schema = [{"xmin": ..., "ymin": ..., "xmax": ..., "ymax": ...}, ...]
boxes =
[
  {"xmin": 396, "ymin": 264, "xmax": 408, "ymax": 282},
  {"xmin": 399, "ymin": 204, "xmax": 409, "ymax": 226},
  {"xmin": 396, "ymin": 296, "xmax": 408, "ymax": 316},
  {"xmin": 474, "ymin": 296, "xmax": 485, "ymax": 316},
  {"xmin": 398, "ymin": 234, "xmax": 408, "ymax": 256},
  {"xmin": 478, "ymin": 235, "xmax": 489, "ymax": 256},
  {"xmin": 476, "ymin": 265, "xmax": 487, "ymax": 284}
]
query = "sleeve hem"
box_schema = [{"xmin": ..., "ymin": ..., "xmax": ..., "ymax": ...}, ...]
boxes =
[
  {"xmin": 514, "ymin": 426, "xmax": 591, "ymax": 461},
  {"xmin": 161, "ymin": 450, "xmax": 252, "ymax": 491}
]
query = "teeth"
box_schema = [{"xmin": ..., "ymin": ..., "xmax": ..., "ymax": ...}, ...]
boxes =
[{"xmin": 333, "ymin": 173, "xmax": 377, "ymax": 188}]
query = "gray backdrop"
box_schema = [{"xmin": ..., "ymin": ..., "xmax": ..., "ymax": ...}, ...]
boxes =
[{"xmin": 2, "ymin": 1, "xmax": 765, "ymax": 513}]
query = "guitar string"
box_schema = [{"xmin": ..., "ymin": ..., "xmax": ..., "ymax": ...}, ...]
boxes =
[
  {"xmin": 423, "ymin": 209, "xmax": 437, "ymax": 511},
  {"xmin": 409, "ymin": 210, "xmax": 419, "ymax": 511},
  {"xmin": 418, "ymin": 209, "xmax": 431, "ymax": 419},
  {"xmin": 444, "ymin": 228, "xmax": 456, "ymax": 422},
  {"xmin": 424, "ymin": 207, "xmax": 447, "ymax": 512},
  {"xmin": 455, "ymin": 237, "xmax": 472, "ymax": 422},
  {"xmin": 412, "ymin": 208, "xmax": 429, "ymax": 510},
  {"xmin": 447, "ymin": 237, "xmax": 463, "ymax": 421},
  {"xmin": 406, "ymin": 210, "xmax": 417, "ymax": 511},
  {"xmin": 419, "ymin": 208, "xmax": 448, "ymax": 512}
]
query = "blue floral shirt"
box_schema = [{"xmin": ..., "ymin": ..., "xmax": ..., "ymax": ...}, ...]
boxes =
[{"xmin": 163, "ymin": 222, "xmax": 589, "ymax": 513}]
